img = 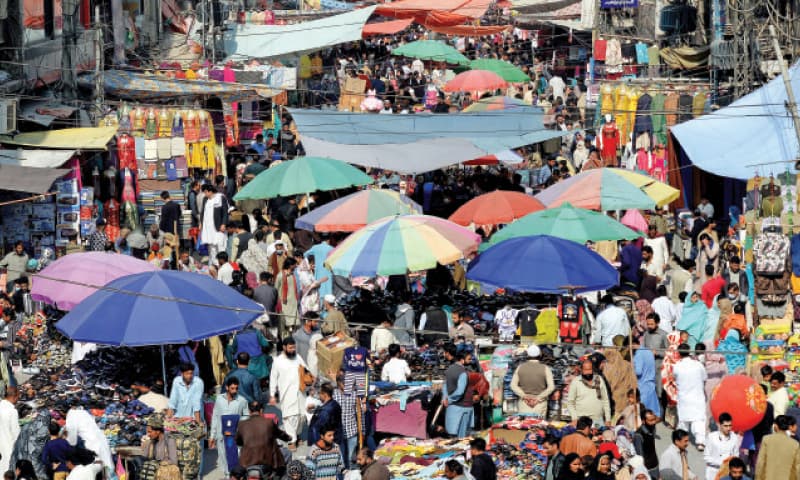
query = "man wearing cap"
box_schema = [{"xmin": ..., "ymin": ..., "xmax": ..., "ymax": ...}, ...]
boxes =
[
  {"xmin": 321, "ymin": 294, "xmax": 348, "ymax": 336},
  {"xmin": 85, "ymin": 219, "xmax": 109, "ymax": 252},
  {"xmin": 141, "ymin": 416, "xmax": 178, "ymax": 466},
  {"xmin": 510, "ymin": 344, "xmax": 555, "ymax": 415}
]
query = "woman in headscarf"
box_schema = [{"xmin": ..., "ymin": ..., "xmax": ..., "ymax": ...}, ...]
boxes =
[
  {"xmin": 676, "ymin": 292, "xmax": 707, "ymax": 348},
  {"xmin": 714, "ymin": 297, "xmax": 734, "ymax": 346},
  {"xmin": 239, "ymin": 237, "xmax": 271, "ymax": 290},
  {"xmin": 633, "ymin": 299, "xmax": 654, "ymax": 344},
  {"xmin": 296, "ymin": 254, "xmax": 326, "ymax": 315},
  {"xmin": 696, "ymin": 232, "xmax": 720, "ymax": 286},
  {"xmin": 718, "ymin": 330, "xmax": 747, "ymax": 374},
  {"xmin": 586, "ymin": 452, "xmax": 615, "ymax": 480},
  {"xmin": 702, "ymin": 339, "xmax": 726, "ymax": 420},
  {"xmin": 660, "ymin": 331, "xmax": 682, "ymax": 427},
  {"xmin": 557, "ymin": 453, "xmax": 587, "ymax": 480},
  {"xmin": 602, "ymin": 346, "xmax": 638, "ymax": 418},
  {"xmin": 702, "ymin": 295, "xmax": 722, "ymax": 345}
]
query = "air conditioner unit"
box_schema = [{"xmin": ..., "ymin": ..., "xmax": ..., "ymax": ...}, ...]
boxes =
[{"xmin": 0, "ymin": 99, "xmax": 17, "ymax": 134}]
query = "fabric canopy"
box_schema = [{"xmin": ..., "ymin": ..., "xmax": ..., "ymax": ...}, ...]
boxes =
[
  {"xmin": 0, "ymin": 164, "xmax": 70, "ymax": 193},
  {"xmin": 375, "ymin": 0, "xmax": 491, "ymax": 26},
  {"xmin": 85, "ymin": 71, "xmax": 279, "ymax": 101},
  {"xmin": 224, "ymin": 6, "xmax": 376, "ymax": 60},
  {"xmin": 671, "ymin": 60, "xmax": 800, "ymax": 180},
  {"xmin": 429, "ymin": 24, "xmax": 511, "ymax": 35},
  {"xmin": 362, "ymin": 19, "xmax": 414, "ymax": 37},
  {"xmin": 0, "ymin": 149, "xmax": 75, "ymax": 168},
  {"xmin": 0, "ymin": 126, "xmax": 118, "ymax": 150}
]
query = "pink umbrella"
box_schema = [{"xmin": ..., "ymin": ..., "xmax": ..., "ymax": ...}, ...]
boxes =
[
  {"xmin": 443, "ymin": 70, "xmax": 508, "ymax": 93},
  {"xmin": 620, "ymin": 209, "xmax": 649, "ymax": 232},
  {"xmin": 31, "ymin": 252, "xmax": 158, "ymax": 311}
]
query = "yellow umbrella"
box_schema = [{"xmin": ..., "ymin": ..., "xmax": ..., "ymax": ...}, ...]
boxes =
[{"xmin": 613, "ymin": 169, "xmax": 680, "ymax": 206}]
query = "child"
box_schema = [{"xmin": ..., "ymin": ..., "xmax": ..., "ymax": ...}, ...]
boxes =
[
  {"xmin": 598, "ymin": 429, "xmax": 622, "ymax": 460},
  {"xmin": 679, "ymin": 330, "xmax": 690, "ymax": 345},
  {"xmin": 41, "ymin": 422, "xmax": 71, "ymax": 480},
  {"xmin": 694, "ymin": 342, "xmax": 706, "ymax": 363},
  {"xmin": 615, "ymin": 388, "xmax": 641, "ymax": 432}
]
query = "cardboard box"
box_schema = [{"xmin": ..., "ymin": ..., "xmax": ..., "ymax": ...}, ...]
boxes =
[{"xmin": 316, "ymin": 333, "xmax": 356, "ymax": 381}]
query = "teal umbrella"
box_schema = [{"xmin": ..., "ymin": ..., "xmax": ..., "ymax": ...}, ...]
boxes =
[
  {"xmin": 391, "ymin": 40, "xmax": 470, "ymax": 65},
  {"xmin": 469, "ymin": 59, "xmax": 530, "ymax": 82},
  {"xmin": 481, "ymin": 202, "xmax": 641, "ymax": 251},
  {"xmin": 234, "ymin": 157, "xmax": 374, "ymax": 200}
]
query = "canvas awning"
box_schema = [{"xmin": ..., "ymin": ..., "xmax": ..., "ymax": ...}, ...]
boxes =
[
  {"xmin": 362, "ymin": 19, "xmax": 414, "ymax": 37},
  {"xmin": 224, "ymin": 6, "xmax": 376, "ymax": 60},
  {"xmin": 0, "ymin": 148, "xmax": 75, "ymax": 167},
  {"xmin": 0, "ymin": 164, "xmax": 70, "ymax": 193},
  {"xmin": 374, "ymin": 0, "xmax": 491, "ymax": 27},
  {"xmin": 0, "ymin": 126, "xmax": 118, "ymax": 150},
  {"xmin": 671, "ymin": 60, "xmax": 800, "ymax": 179}
]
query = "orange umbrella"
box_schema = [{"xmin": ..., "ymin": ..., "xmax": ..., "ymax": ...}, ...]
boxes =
[
  {"xmin": 449, "ymin": 190, "xmax": 545, "ymax": 226},
  {"xmin": 443, "ymin": 70, "xmax": 508, "ymax": 93}
]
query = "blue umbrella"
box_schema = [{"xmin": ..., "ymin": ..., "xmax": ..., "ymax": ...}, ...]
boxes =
[
  {"xmin": 466, "ymin": 235, "xmax": 619, "ymax": 293},
  {"xmin": 56, "ymin": 270, "xmax": 264, "ymax": 346}
]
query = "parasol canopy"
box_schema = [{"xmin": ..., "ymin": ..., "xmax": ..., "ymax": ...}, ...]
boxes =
[{"xmin": 295, "ymin": 189, "xmax": 422, "ymax": 232}]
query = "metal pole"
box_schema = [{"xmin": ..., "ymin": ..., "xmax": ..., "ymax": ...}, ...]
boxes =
[
  {"xmin": 111, "ymin": 0, "xmax": 126, "ymax": 65},
  {"xmin": 161, "ymin": 344, "xmax": 169, "ymax": 396},
  {"xmin": 769, "ymin": 25, "xmax": 800, "ymax": 165},
  {"xmin": 95, "ymin": 6, "xmax": 104, "ymax": 116},
  {"xmin": 210, "ymin": 0, "xmax": 216, "ymax": 65}
]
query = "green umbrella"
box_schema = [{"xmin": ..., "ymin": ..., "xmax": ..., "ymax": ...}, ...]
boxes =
[
  {"xmin": 391, "ymin": 40, "xmax": 470, "ymax": 65},
  {"xmin": 233, "ymin": 157, "xmax": 374, "ymax": 200},
  {"xmin": 480, "ymin": 202, "xmax": 641, "ymax": 251},
  {"xmin": 470, "ymin": 58, "xmax": 530, "ymax": 82}
]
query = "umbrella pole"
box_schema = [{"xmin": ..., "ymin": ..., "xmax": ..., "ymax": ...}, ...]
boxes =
[{"xmin": 161, "ymin": 345, "xmax": 169, "ymax": 396}]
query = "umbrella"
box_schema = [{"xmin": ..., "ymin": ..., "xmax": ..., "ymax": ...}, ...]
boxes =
[
  {"xmin": 481, "ymin": 202, "xmax": 642, "ymax": 251},
  {"xmin": 449, "ymin": 190, "xmax": 545, "ymax": 227},
  {"xmin": 467, "ymin": 235, "xmax": 620, "ymax": 293},
  {"xmin": 391, "ymin": 40, "xmax": 470, "ymax": 65},
  {"xmin": 31, "ymin": 252, "xmax": 158, "ymax": 311},
  {"xmin": 324, "ymin": 215, "xmax": 480, "ymax": 277},
  {"xmin": 462, "ymin": 95, "xmax": 529, "ymax": 112},
  {"xmin": 295, "ymin": 189, "xmax": 422, "ymax": 232},
  {"xmin": 56, "ymin": 270, "xmax": 263, "ymax": 346},
  {"xmin": 234, "ymin": 157, "xmax": 374, "ymax": 201},
  {"xmin": 463, "ymin": 150, "xmax": 524, "ymax": 165},
  {"xmin": 469, "ymin": 59, "xmax": 530, "ymax": 83},
  {"xmin": 535, "ymin": 168, "xmax": 678, "ymax": 211},
  {"xmin": 444, "ymin": 70, "xmax": 508, "ymax": 93},
  {"xmin": 620, "ymin": 209, "xmax": 649, "ymax": 232}
]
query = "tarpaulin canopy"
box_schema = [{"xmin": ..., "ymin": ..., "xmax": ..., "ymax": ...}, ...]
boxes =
[
  {"xmin": 83, "ymin": 71, "xmax": 280, "ymax": 101},
  {"xmin": 0, "ymin": 164, "xmax": 70, "ymax": 193},
  {"xmin": 0, "ymin": 149, "xmax": 75, "ymax": 167},
  {"xmin": 429, "ymin": 24, "xmax": 511, "ymax": 35},
  {"xmin": 362, "ymin": 18, "xmax": 414, "ymax": 37},
  {"xmin": 671, "ymin": 60, "xmax": 800, "ymax": 180},
  {"xmin": 0, "ymin": 126, "xmax": 118, "ymax": 150},
  {"xmin": 375, "ymin": 0, "xmax": 491, "ymax": 26},
  {"xmin": 224, "ymin": 6, "xmax": 376, "ymax": 60}
]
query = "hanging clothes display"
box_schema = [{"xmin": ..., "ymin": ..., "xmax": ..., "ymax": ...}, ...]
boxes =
[
  {"xmin": 605, "ymin": 38, "xmax": 623, "ymax": 67},
  {"xmin": 594, "ymin": 39, "xmax": 608, "ymax": 61},
  {"xmin": 598, "ymin": 121, "xmax": 620, "ymax": 166},
  {"xmin": 633, "ymin": 92, "xmax": 653, "ymax": 140},
  {"xmin": 664, "ymin": 91, "xmax": 680, "ymax": 127},
  {"xmin": 651, "ymin": 92, "xmax": 667, "ymax": 145}
]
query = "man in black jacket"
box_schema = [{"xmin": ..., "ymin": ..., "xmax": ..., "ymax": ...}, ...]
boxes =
[
  {"xmin": 159, "ymin": 191, "xmax": 182, "ymax": 236},
  {"xmin": 469, "ymin": 438, "xmax": 496, "ymax": 480},
  {"xmin": 634, "ymin": 409, "xmax": 660, "ymax": 479},
  {"xmin": 542, "ymin": 434, "xmax": 564, "ymax": 480}
]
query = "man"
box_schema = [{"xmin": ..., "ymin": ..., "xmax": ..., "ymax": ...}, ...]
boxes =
[
  {"xmin": 266, "ymin": 221, "xmax": 293, "ymax": 256},
  {"xmin": 200, "ymin": 184, "xmax": 229, "ymax": 263},
  {"xmin": 673, "ymin": 343, "xmax": 708, "ymax": 449},
  {"xmin": 644, "ymin": 224, "xmax": 670, "ymax": 278},
  {"xmin": 642, "ymin": 246, "xmax": 660, "ymax": 279},
  {"xmin": 253, "ymin": 272, "xmax": 278, "ymax": 331},
  {"xmin": 756, "ymin": 415, "xmax": 800, "ymax": 480},
  {"xmin": 140, "ymin": 416, "xmax": 178, "ymax": 466},
  {"xmin": 217, "ymin": 252, "xmax": 234, "ymax": 285},
  {"xmin": 768, "ymin": 371, "xmax": 790, "ymax": 416},
  {"xmin": 333, "ymin": 374, "xmax": 362, "ymax": 468},
  {"xmin": 594, "ymin": 295, "xmax": 631, "ymax": 347},
  {"xmin": 442, "ymin": 344, "xmax": 473, "ymax": 438},
  {"xmin": 136, "ymin": 382, "xmax": 169, "ymax": 412},
  {"xmin": 444, "ymin": 459, "xmax": 467, "ymax": 480},
  {"xmin": 308, "ymin": 383, "xmax": 342, "ymax": 446},
  {"xmin": 723, "ymin": 256, "xmax": 749, "ymax": 300},
  {"xmin": 159, "ymin": 191, "xmax": 182, "ymax": 237},
  {"xmin": 651, "ymin": 286, "xmax": 677, "ymax": 332},
  {"xmin": 620, "ymin": 239, "xmax": 643, "ymax": 286},
  {"xmin": 567, "ymin": 359, "xmax": 611, "ymax": 425},
  {"xmin": 42, "ymin": 421, "xmax": 71, "ymax": 480},
  {"xmin": 634, "ymin": 410, "xmax": 660, "ymax": 479},
  {"xmin": 469, "ymin": 438, "xmax": 496, "ymax": 480},
  {"xmin": 187, "ymin": 180, "xmax": 201, "ymax": 229},
  {"xmin": 449, "ymin": 308, "xmax": 475, "ymax": 342},
  {"xmin": 209, "ymin": 377, "xmax": 249, "ymax": 475},
  {"xmin": 85, "ymin": 219, "xmax": 108, "ymax": 252},
  {"xmin": 669, "ymin": 259, "xmax": 695, "ymax": 304},
  {"xmin": 225, "ymin": 352, "xmax": 262, "ymax": 404},
  {"xmin": 704, "ymin": 412, "xmax": 741, "ymax": 480},
  {"xmin": 542, "ymin": 434, "xmax": 565, "ymax": 480},
  {"xmin": 65, "ymin": 401, "xmax": 114, "ymax": 467},
  {"xmin": 643, "ymin": 312, "xmax": 669, "ymax": 394},
  {"xmin": 229, "ymin": 222, "xmax": 253, "ymax": 263},
  {"xmin": 510, "ymin": 344, "xmax": 555, "ymax": 415},
  {"xmin": 698, "ymin": 197, "xmax": 715, "ymax": 219},
  {"xmin": 321, "ymin": 294, "xmax": 348, "ymax": 336},
  {"xmin": 0, "ymin": 242, "xmax": 28, "ymax": 291},
  {"xmin": 305, "ymin": 427, "xmax": 344, "ymax": 480},
  {"xmin": 293, "ymin": 312, "xmax": 320, "ymax": 366},
  {"xmin": 167, "ymin": 362, "xmax": 204, "ymax": 424},
  {"xmin": 250, "ymin": 134, "xmax": 267, "ymax": 156},
  {"xmin": 701, "ymin": 264, "xmax": 726, "ymax": 308},
  {"xmin": 560, "ymin": 416, "xmax": 598, "ymax": 458},
  {"xmin": 357, "ymin": 448, "xmax": 390, "ymax": 480},
  {"xmin": 379, "ymin": 100, "xmax": 393, "ymax": 114},
  {"xmin": 0, "ymin": 386, "xmax": 19, "ymax": 473},
  {"xmin": 306, "ymin": 237, "xmax": 334, "ymax": 304},
  {"xmin": 381, "ymin": 343, "xmax": 411, "ymax": 384},
  {"xmin": 269, "ymin": 338, "xmax": 306, "ymax": 447},
  {"xmin": 660, "ymin": 429, "xmax": 698, "ymax": 480},
  {"xmin": 721, "ymin": 457, "xmax": 750, "ymax": 480},
  {"xmin": 370, "ymin": 317, "xmax": 397, "ymax": 354},
  {"xmin": 236, "ymin": 400, "xmax": 291, "ymax": 476}
]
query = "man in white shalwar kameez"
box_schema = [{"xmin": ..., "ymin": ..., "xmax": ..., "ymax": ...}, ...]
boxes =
[
  {"xmin": 673, "ymin": 344, "xmax": 708, "ymax": 449},
  {"xmin": 269, "ymin": 337, "xmax": 306, "ymax": 447},
  {"xmin": 0, "ymin": 387, "xmax": 20, "ymax": 474},
  {"xmin": 65, "ymin": 404, "xmax": 114, "ymax": 468},
  {"xmin": 200, "ymin": 186, "xmax": 228, "ymax": 265}
]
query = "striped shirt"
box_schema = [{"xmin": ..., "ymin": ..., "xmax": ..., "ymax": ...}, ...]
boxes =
[{"xmin": 306, "ymin": 443, "xmax": 344, "ymax": 480}]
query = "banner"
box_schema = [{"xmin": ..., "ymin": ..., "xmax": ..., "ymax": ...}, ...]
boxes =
[{"xmin": 601, "ymin": 0, "xmax": 638, "ymax": 8}]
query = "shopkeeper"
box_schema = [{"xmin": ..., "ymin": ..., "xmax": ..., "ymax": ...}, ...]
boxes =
[
  {"xmin": 442, "ymin": 344, "xmax": 473, "ymax": 438},
  {"xmin": 0, "ymin": 242, "xmax": 28, "ymax": 291},
  {"xmin": 141, "ymin": 416, "xmax": 178, "ymax": 466},
  {"xmin": 167, "ymin": 363, "xmax": 204, "ymax": 424},
  {"xmin": 510, "ymin": 344, "xmax": 555, "ymax": 416}
]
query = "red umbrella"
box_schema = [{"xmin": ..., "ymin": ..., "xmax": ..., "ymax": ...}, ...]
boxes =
[
  {"xmin": 449, "ymin": 190, "xmax": 546, "ymax": 226},
  {"xmin": 444, "ymin": 70, "xmax": 508, "ymax": 93}
]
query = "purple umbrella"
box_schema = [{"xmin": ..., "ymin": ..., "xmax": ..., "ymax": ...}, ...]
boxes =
[{"xmin": 31, "ymin": 252, "xmax": 158, "ymax": 311}]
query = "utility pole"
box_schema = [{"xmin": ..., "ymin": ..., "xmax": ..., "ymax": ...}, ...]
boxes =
[
  {"xmin": 112, "ymin": 0, "xmax": 126, "ymax": 65},
  {"xmin": 95, "ymin": 5, "xmax": 105, "ymax": 119},
  {"xmin": 769, "ymin": 25, "xmax": 800, "ymax": 168}
]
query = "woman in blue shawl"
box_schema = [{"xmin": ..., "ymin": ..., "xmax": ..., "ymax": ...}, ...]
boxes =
[
  {"xmin": 718, "ymin": 329, "xmax": 748, "ymax": 374},
  {"xmin": 677, "ymin": 292, "xmax": 707, "ymax": 348},
  {"xmin": 702, "ymin": 295, "xmax": 722, "ymax": 344}
]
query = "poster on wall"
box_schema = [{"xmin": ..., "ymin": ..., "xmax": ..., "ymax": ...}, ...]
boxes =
[{"xmin": 600, "ymin": 0, "xmax": 639, "ymax": 8}]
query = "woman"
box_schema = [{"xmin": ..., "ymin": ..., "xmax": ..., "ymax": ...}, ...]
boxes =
[
  {"xmin": 676, "ymin": 292, "xmax": 707, "ymax": 348},
  {"xmin": 587, "ymin": 453, "xmax": 615, "ymax": 480},
  {"xmin": 660, "ymin": 331, "xmax": 682, "ymax": 427},
  {"xmin": 296, "ymin": 255, "xmax": 326, "ymax": 315},
  {"xmin": 602, "ymin": 347, "xmax": 638, "ymax": 418},
  {"xmin": 702, "ymin": 295, "xmax": 722, "ymax": 345},
  {"xmin": 557, "ymin": 453, "xmax": 586, "ymax": 480},
  {"xmin": 696, "ymin": 232, "xmax": 720, "ymax": 286},
  {"xmin": 718, "ymin": 330, "xmax": 747, "ymax": 374},
  {"xmin": 15, "ymin": 460, "xmax": 37, "ymax": 480},
  {"xmin": 275, "ymin": 257, "xmax": 299, "ymax": 337}
]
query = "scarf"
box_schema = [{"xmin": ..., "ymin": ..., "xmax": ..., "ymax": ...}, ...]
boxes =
[
  {"xmin": 719, "ymin": 329, "xmax": 747, "ymax": 374},
  {"xmin": 702, "ymin": 295, "xmax": 722, "ymax": 344},
  {"xmin": 676, "ymin": 295, "xmax": 707, "ymax": 348},
  {"xmin": 581, "ymin": 375, "xmax": 603, "ymax": 399},
  {"xmin": 281, "ymin": 271, "xmax": 290, "ymax": 303}
]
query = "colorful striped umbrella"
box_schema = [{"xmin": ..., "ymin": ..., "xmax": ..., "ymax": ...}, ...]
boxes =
[
  {"xmin": 449, "ymin": 190, "xmax": 545, "ymax": 226},
  {"xmin": 444, "ymin": 70, "xmax": 508, "ymax": 93},
  {"xmin": 324, "ymin": 215, "xmax": 481, "ymax": 277},
  {"xmin": 295, "ymin": 189, "xmax": 422, "ymax": 232},
  {"xmin": 462, "ymin": 95, "xmax": 529, "ymax": 112},
  {"xmin": 535, "ymin": 168, "xmax": 679, "ymax": 211},
  {"xmin": 469, "ymin": 59, "xmax": 530, "ymax": 83}
]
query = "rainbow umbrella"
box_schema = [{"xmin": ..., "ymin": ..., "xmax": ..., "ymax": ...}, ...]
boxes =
[
  {"xmin": 449, "ymin": 190, "xmax": 545, "ymax": 227},
  {"xmin": 535, "ymin": 168, "xmax": 679, "ymax": 211},
  {"xmin": 444, "ymin": 70, "xmax": 508, "ymax": 93},
  {"xmin": 462, "ymin": 95, "xmax": 529, "ymax": 112},
  {"xmin": 324, "ymin": 215, "xmax": 481, "ymax": 277},
  {"xmin": 295, "ymin": 189, "xmax": 422, "ymax": 232},
  {"xmin": 469, "ymin": 59, "xmax": 530, "ymax": 83}
]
